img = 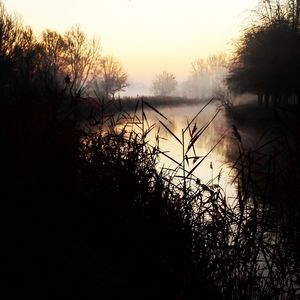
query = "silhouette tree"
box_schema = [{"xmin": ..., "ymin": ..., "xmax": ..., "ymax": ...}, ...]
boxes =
[
  {"xmin": 0, "ymin": 2, "xmax": 21, "ymax": 58},
  {"xmin": 95, "ymin": 55, "xmax": 129, "ymax": 99},
  {"xmin": 0, "ymin": 2, "xmax": 24, "ymax": 103},
  {"xmin": 151, "ymin": 71, "xmax": 177, "ymax": 97},
  {"xmin": 0, "ymin": 3, "xmax": 50, "ymax": 106},
  {"xmin": 63, "ymin": 25, "xmax": 101, "ymax": 98},
  {"xmin": 227, "ymin": 0, "xmax": 300, "ymax": 106},
  {"xmin": 258, "ymin": 0, "xmax": 299, "ymax": 29},
  {"xmin": 40, "ymin": 29, "xmax": 67, "ymax": 90}
]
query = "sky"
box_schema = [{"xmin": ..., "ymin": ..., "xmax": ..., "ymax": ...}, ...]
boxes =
[{"xmin": 4, "ymin": 0, "xmax": 257, "ymax": 94}]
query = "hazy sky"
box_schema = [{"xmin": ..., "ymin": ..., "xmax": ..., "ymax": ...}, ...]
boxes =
[{"xmin": 4, "ymin": 0, "xmax": 257, "ymax": 91}]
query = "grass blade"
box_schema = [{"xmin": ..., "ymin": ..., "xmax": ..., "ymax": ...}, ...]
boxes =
[
  {"xmin": 143, "ymin": 100, "xmax": 169, "ymax": 121},
  {"xmin": 159, "ymin": 120, "xmax": 182, "ymax": 145}
]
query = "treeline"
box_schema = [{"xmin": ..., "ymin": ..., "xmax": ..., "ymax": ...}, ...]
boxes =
[
  {"xmin": 180, "ymin": 53, "xmax": 229, "ymax": 99},
  {"xmin": 227, "ymin": 0, "xmax": 300, "ymax": 106},
  {"xmin": 0, "ymin": 1, "xmax": 128, "ymax": 108},
  {"xmin": 150, "ymin": 53, "xmax": 229, "ymax": 99},
  {"xmin": 2, "ymin": 2, "xmax": 300, "ymax": 299}
]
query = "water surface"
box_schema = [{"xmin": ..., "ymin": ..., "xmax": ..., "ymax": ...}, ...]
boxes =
[{"xmin": 139, "ymin": 102, "xmax": 237, "ymax": 199}]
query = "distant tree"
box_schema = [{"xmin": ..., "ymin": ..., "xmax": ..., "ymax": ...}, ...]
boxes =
[
  {"xmin": 151, "ymin": 71, "xmax": 177, "ymax": 96},
  {"xmin": 63, "ymin": 25, "xmax": 101, "ymax": 98},
  {"xmin": 227, "ymin": 0, "xmax": 300, "ymax": 106},
  {"xmin": 190, "ymin": 58, "xmax": 210, "ymax": 98},
  {"xmin": 180, "ymin": 53, "xmax": 228, "ymax": 99},
  {"xmin": 95, "ymin": 55, "xmax": 129, "ymax": 99}
]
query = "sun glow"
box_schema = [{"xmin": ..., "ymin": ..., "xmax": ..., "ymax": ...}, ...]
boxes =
[{"xmin": 4, "ymin": 0, "xmax": 257, "ymax": 93}]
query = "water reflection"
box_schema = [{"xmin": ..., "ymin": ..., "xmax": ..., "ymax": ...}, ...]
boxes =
[
  {"xmin": 83, "ymin": 101, "xmax": 238, "ymax": 201},
  {"xmin": 138, "ymin": 102, "xmax": 237, "ymax": 200},
  {"xmin": 80, "ymin": 101, "xmax": 299, "ymax": 295}
]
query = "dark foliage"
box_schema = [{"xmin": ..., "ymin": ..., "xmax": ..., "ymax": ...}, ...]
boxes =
[
  {"xmin": 1, "ymin": 2, "xmax": 299, "ymax": 299},
  {"xmin": 227, "ymin": 1, "xmax": 300, "ymax": 105}
]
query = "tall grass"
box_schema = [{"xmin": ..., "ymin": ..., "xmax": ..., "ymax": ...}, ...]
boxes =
[
  {"xmin": 79, "ymin": 97, "xmax": 299, "ymax": 299},
  {"xmin": 3, "ymin": 95, "xmax": 299, "ymax": 299}
]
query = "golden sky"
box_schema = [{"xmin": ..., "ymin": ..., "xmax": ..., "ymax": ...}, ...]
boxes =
[{"xmin": 4, "ymin": 0, "xmax": 257, "ymax": 91}]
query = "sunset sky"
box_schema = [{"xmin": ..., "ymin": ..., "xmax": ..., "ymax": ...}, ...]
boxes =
[{"xmin": 4, "ymin": 0, "xmax": 257, "ymax": 94}]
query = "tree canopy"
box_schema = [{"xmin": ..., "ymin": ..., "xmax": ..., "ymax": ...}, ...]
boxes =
[
  {"xmin": 95, "ymin": 55, "xmax": 128, "ymax": 99},
  {"xmin": 0, "ymin": 2, "xmax": 129, "ymax": 107},
  {"xmin": 227, "ymin": 0, "xmax": 300, "ymax": 104}
]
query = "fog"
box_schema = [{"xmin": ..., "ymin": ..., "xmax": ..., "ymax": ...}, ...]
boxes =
[{"xmin": 123, "ymin": 53, "xmax": 230, "ymax": 99}]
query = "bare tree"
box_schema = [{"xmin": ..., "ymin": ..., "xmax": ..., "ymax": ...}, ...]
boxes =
[
  {"xmin": 40, "ymin": 29, "xmax": 66, "ymax": 78},
  {"xmin": 181, "ymin": 53, "xmax": 228, "ymax": 99},
  {"xmin": 257, "ymin": 0, "xmax": 299, "ymax": 29},
  {"xmin": 0, "ymin": 3, "xmax": 44, "ymax": 105},
  {"xmin": 151, "ymin": 71, "xmax": 177, "ymax": 97},
  {"xmin": 0, "ymin": 2, "xmax": 23, "ymax": 58},
  {"xmin": 63, "ymin": 25, "xmax": 101, "ymax": 98},
  {"xmin": 95, "ymin": 55, "xmax": 128, "ymax": 99}
]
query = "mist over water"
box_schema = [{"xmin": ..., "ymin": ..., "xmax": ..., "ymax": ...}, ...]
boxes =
[
  {"xmin": 1, "ymin": 0, "xmax": 299, "ymax": 296},
  {"xmin": 123, "ymin": 53, "xmax": 229, "ymax": 98}
]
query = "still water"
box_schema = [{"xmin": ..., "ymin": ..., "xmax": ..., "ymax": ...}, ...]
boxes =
[
  {"xmin": 83, "ymin": 100, "xmax": 239, "ymax": 201},
  {"xmin": 136, "ymin": 102, "xmax": 237, "ymax": 200}
]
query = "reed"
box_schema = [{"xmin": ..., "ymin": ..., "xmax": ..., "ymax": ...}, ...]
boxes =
[
  {"xmin": 3, "ymin": 95, "xmax": 299, "ymax": 299},
  {"xmin": 77, "ymin": 97, "xmax": 299, "ymax": 298}
]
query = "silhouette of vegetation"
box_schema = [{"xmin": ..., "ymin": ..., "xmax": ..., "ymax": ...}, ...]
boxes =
[
  {"xmin": 94, "ymin": 55, "xmax": 129, "ymax": 99},
  {"xmin": 63, "ymin": 25, "xmax": 102, "ymax": 98},
  {"xmin": 0, "ymin": 3, "xmax": 58, "ymax": 107},
  {"xmin": 224, "ymin": 1, "xmax": 300, "ymax": 282},
  {"xmin": 1, "ymin": 2, "xmax": 299, "ymax": 299},
  {"xmin": 227, "ymin": 0, "xmax": 300, "ymax": 106},
  {"xmin": 3, "ymin": 95, "xmax": 299, "ymax": 298},
  {"xmin": 225, "ymin": 99, "xmax": 300, "ymax": 257},
  {"xmin": 79, "ymin": 96, "xmax": 208, "ymax": 120},
  {"xmin": 0, "ymin": 5, "xmax": 128, "ymax": 108}
]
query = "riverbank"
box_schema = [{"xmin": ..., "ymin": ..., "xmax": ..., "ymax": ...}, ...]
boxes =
[
  {"xmin": 225, "ymin": 101, "xmax": 300, "ymax": 265},
  {"xmin": 225, "ymin": 102, "xmax": 299, "ymax": 201},
  {"xmin": 2, "ymin": 97, "xmax": 299, "ymax": 299},
  {"xmin": 76, "ymin": 95, "xmax": 213, "ymax": 120}
]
